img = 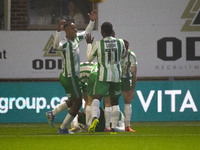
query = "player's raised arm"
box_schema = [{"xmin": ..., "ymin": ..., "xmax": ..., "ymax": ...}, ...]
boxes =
[
  {"xmin": 88, "ymin": 10, "xmax": 97, "ymax": 21},
  {"xmin": 85, "ymin": 33, "xmax": 95, "ymax": 62},
  {"xmin": 53, "ymin": 19, "xmax": 66, "ymax": 50},
  {"xmin": 85, "ymin": 10, "xmax": 97, "ymax": 34}
]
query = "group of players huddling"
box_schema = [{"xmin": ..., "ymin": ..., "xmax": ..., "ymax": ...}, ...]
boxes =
[{"xmin": 46, "ymin": 9, "xmax": 137, "ymax": 134}]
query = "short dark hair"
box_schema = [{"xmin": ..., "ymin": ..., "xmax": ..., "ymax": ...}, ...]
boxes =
[
  {"xmin": 63, "ymin": 21, "xmax": 73, "ymax": 29},
  {"xmin": 101, "ymin": 22, "xmax": 113, "ymax": 36}
]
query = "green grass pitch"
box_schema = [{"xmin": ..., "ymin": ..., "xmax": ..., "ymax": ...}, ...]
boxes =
[{"xmin": 0, "ymin": 122, "xmax": 200, "ymax": 150}]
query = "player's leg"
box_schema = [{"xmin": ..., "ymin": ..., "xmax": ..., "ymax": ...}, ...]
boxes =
[
  {"xmin": 88, "ymin": 80, "xmax": 109, "ymax": 133},
  {"xmin": 69, "ymin": 114, "xmax": 82, "ymax": 132},
  {"xmin": 123, "ymin": 90, "xmax": 134, "ymax": 131},
  {"xmin": 114, "ymin": 111, "xmax": 125, "ymax": 132},
  {"xmin": 85, "ymin": 95, "xmax": 93, "ymax": 126},
  {"xmin": 103, "ymin": 96, "xmax": 112, "ymax": 132},
  {"xmin": 58, "ymin": 76, "xmax": 82, "ymax": 134},
  {"xmin": 122, "ymin": 78, "xmax": 135, "ymax": 132},
  {"xmin": 81, "ymin": 80, "xmax": 89, "ymax": 113},
  {"xmin": 88, "ymin": 94, "xmax": 101, "ymax": 134},
  {"xmin": 110, "ymin": 82, "xmax": 121, "ymax": 134},
  {"xmin": 110, "ymin": 98, "xmax": 120, "ymax": 134},
  {"xmin": 85, "ymin": 72, "xmax": 96, "ymax": 127},
  {"xmin": 91, "ymin": 80, "xmax": 109, "ymax": 120},
  {"xmin": 53, "ymin": 99, "xmax": 72, "ymax": 116},
  {"xmin": 82, "ymin": 91, "xmax": 88, "ymax": 113},
  {"xmin": 46, "ymin": 99, "xmax": 71, "ymax": 128},
  {"xmin": 85, "ymin": 72, "xmax": 97, "ymax": 127},
  {"xmin": 59, "ymin": 97, "xmax": 82, "ymax": 134},
  {"xmin": 46, "ymin": 75, "xmax": 72, "ymax": 128},
  {"xmin": 76, "ymin": 110, "xmax": 88, "ymax": 132},
  {"xmin": 123, "ymin": 90, "xmax": 132, "ymax": 126},
  {"xmin": 95, "ymin": 107, "xmax": 106, "ymax": 132}
]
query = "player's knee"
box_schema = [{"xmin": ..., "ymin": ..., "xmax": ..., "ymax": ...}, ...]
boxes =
[
  {"xmin": 73, "ymin": 98, "xmax": 82, "ymax": 111},
  {"xmin": 68, "ymin": 98, "xmax": 82, "ymax": 116},
  {"xmin": 65, "ymin": 99, "xmax": 73, "ymax": 108},
  {"xmin": 76, "ymin": 99, "xmax": 82, "ymax": 108},
  {"xmin": 124, "ymin": 97, "xmax": 132, "ymax": 104},
  {"xmin": 110, "ymin": 97, "xmax": 119, "ymax": 106}
]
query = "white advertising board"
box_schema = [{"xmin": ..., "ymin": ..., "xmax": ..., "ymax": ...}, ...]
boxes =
[{"xmin": 0, "ymin": 0, "xmax": 199, "ymax": 78}]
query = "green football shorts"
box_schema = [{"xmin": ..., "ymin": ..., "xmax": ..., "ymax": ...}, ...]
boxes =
[
  {"xmin": 59, "ymin": 74, "xmax": 82, "ymax": 100},
  {"xmin": 87, "ymin": 72, "xmax": 97, "ymax": 97},
  {"xmin": 94, "ymin": 80, "xmax": 121, "ymax": 98},
  {"xmin": 87, "ymin": 72, "xmax": 121, "ymax": 98}
]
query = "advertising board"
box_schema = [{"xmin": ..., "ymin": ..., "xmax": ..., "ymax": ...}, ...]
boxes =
[{"xmin": 0, "ymin": 80, "xmax": 199, "ymax": 123}]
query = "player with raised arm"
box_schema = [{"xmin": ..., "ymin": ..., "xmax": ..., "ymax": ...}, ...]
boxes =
[
  {"xmin": 46, "ymin": 10, "xmax": 97, "ymax": 134},
  {"xmin": 121, "ymin": 40, "xmax": 137, "ymax": 132},
  {"xmin": 86, "ymin": 22, "xmax": 126, "ymax": 134}
]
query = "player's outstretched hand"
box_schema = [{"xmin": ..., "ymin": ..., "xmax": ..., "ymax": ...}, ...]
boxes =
[
  {"xmin": 88, "ymin": 10, "xmax": 97, "ymax": 21},
  {"xmin": 57, "ymin": 19, "xmax": 66, "ymax": 32},
  {"xmin": 86, "ymin": 34, "xmax": 94, "ymax": 44}
]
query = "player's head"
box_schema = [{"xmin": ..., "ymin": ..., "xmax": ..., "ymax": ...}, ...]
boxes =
[
  {"xmin": 64, "ymin": 21, "xmax": 77, "ymax": 40},
  {"xmin": 101, "ymin": 22, "xmax": 113, "ymax": 37}
]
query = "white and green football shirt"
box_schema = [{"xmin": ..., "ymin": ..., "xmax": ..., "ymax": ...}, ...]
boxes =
[
  {"xmin": 54, "ymin": 32, "xmax": 84, "ymax": 77},
  {"xmin": 87, "ymin": 36, "xmax": 126, "ymax": 82},
  {"xmin": 79, "ymin": 62, "xmax": 96, "ymax": 83},
  {"xmin": 53, "ymin": 21, "xmax": 95, "ymax": 77},
  {"xmin": 121, "ymin": 50, "xmax": 137, "ymax": 78}
]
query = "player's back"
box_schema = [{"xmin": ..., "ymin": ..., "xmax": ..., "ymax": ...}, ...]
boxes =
[
  {"xmin": 121, "ymin": 50, "xmax": 137, "ymax": 78},
  {"xmin": 79, "ymin": 62, "xmax": 96, "ymax": 83},
  {"xmin": 95, "ymin": 36, "xmax": 125, "ymax": 82}
]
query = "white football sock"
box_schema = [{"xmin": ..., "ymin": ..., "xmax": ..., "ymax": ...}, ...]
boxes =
[
  {"xmin": 104, "ymin": 107, "xmax": 112, "ymax": 129},
  {"xmin": 52, "ymin": 102, "xmax": 68, "ymax": 116},
  {"xmin": 70, "ymin": 115, "xmax": 79, "ymax": 129},
  {"xmin": 124, "ymin": 104, "xmax": 132, "ymax": 127},
  {"xmin": 87, "ymin": 116, "xmax": 93, "ymax": 126},
  {"xmin": 60, "ymin": 113, "xmax": 74, "ymax": 130},
  {"xmin": 85, "ymin": 105, "xmax": 91, "ymax": 125},
  {"xmin": 91, "ymin": 99, "xmax": 100, "ymax": 119},
  {"xmin": 111, "ymin": 105, "xmax": 120, "ymax": 129}
]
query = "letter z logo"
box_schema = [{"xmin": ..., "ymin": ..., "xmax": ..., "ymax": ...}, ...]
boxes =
[{"xmin": 181, "ymin": 0, "xmax": 200, "ymax": 32}]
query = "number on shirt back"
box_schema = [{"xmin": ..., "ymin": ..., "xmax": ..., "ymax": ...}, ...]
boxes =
[
  {"xmin": 105, "ymin": 40, "xmax": 118, "ymax": 64},
  {"xmin": 105, "ymin": 48, "xmax": 118, "ymax": 63}
]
